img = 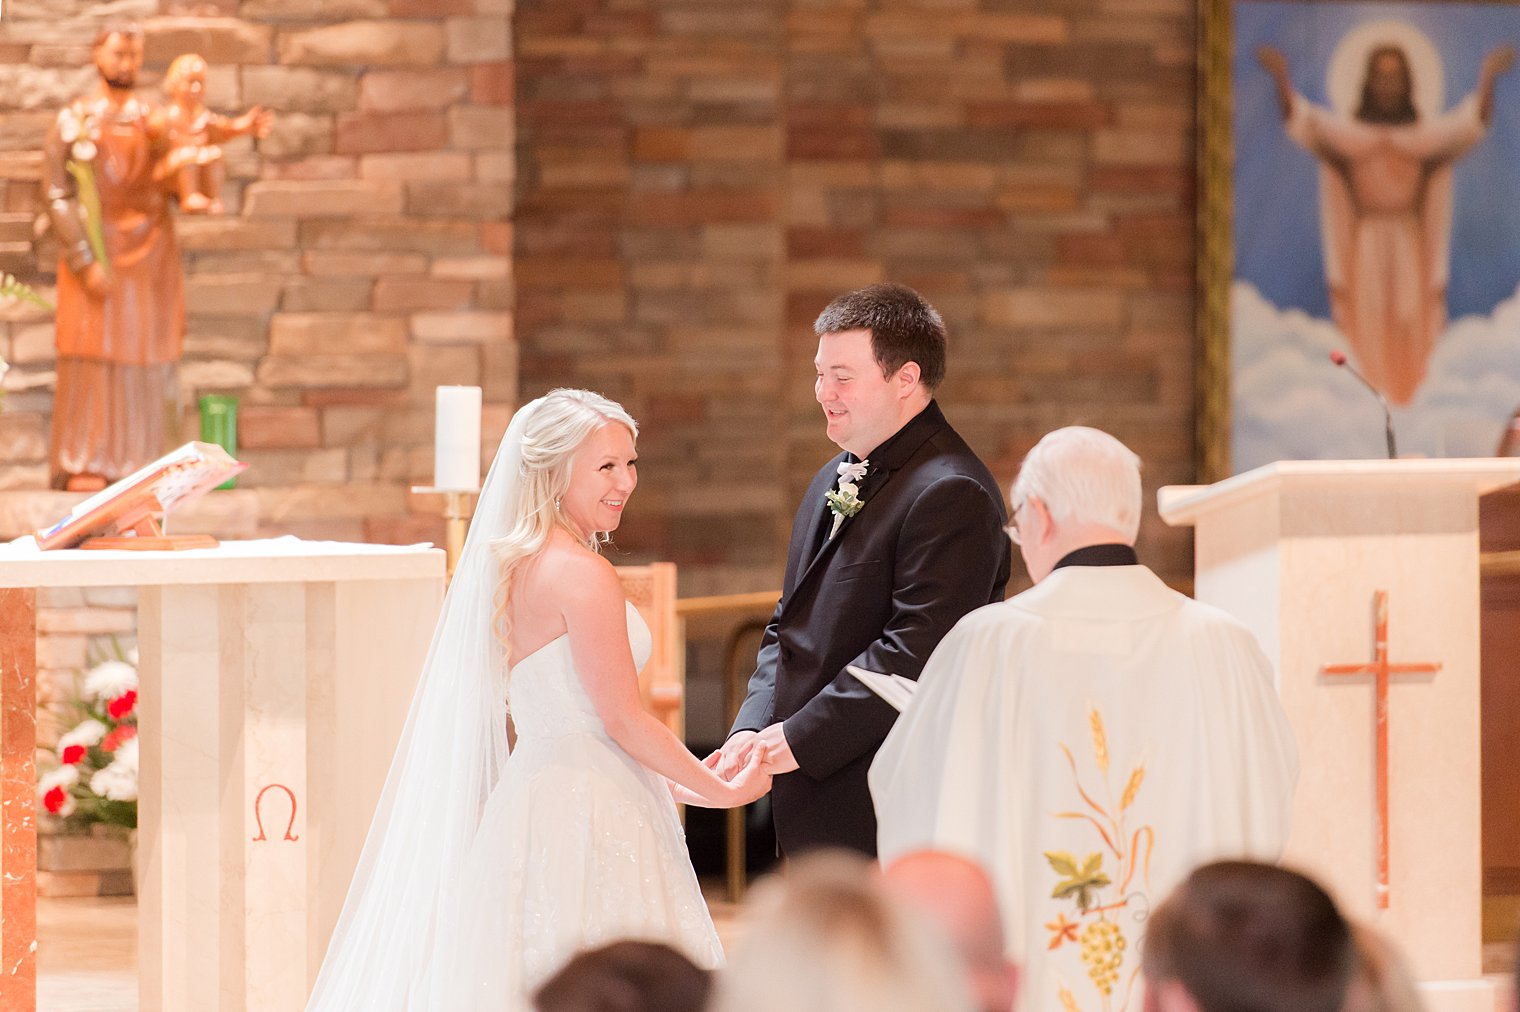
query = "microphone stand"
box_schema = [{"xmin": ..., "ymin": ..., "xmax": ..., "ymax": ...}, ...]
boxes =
[{"xmin": 1330, "ymin": 352, "xmax": 1396, "ymax": 459}]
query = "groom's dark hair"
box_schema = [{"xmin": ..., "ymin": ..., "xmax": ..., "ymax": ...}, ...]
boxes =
[{"xmin": 815, "ymin": 283, "xmax": 947, "ymax": 392}]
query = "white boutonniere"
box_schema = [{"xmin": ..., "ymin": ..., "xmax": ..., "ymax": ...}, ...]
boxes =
[{"xmin": 825, "ymin": 458, "xmax": 869, "ymax": 539}]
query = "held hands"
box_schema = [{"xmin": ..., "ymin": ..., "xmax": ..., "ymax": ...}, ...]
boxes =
[
  {"xmin": 707, "ymin": 723, "xmax": 799, "ymax": 780},
  {"xmin": 671, "ymin": 742, "xmax": 771, "ymax": 808}
]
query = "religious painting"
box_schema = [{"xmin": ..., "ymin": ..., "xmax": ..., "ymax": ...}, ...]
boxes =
[{"xmin": 1197, "ymin": 0, "xmax": 1520, "ymax": 478}]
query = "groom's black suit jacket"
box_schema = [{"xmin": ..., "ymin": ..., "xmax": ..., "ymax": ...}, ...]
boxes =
[{"xmin": 731, "ymin": 400, "xmax": 1010, "ymax": 856}]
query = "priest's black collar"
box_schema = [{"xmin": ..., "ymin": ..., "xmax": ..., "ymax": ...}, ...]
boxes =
[
  {"xmin": 848, "ymin": 399, "xmax": 945, "ymax": 473},
  {"xmin": 1052, "ymin": 543, "xmax": 1139, "ymax": 570}
]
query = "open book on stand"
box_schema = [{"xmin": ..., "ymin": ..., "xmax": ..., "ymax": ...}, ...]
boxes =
[{"xmin": 846, "ymin": 664, "xmax": 918, "ymax": 713}]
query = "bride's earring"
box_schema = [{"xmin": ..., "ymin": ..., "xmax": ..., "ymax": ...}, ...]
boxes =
[{"xmin": 554, "ymin": 496, "xmax": 562, "ymax": 512}]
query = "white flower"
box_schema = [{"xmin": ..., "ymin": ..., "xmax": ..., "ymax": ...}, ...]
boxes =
[
  {"xmin": 57, "ymin": 719, "xmax": 108, "ymax": 751},
  {"xmin": 57, "ymin": 108, "xmax": 80, "ymax": 143},
  {"xmin": 90, "ymin": 743, "xmax": 137, "ymax": 802},
  {"xmin": 837, "ymin": 480, "xmax": 859, "ymax": 499},
  {"xmin": 38, "ymin": 764, "xmax": 80, "ymax": 793},
  {"xmin": 83, "ymin": 660, "xmax": 138, "ymax": 702},
  {"xmin": 71, "ymin": 139, "xmax": 97, "ymax": 162},
  {"xmin": 113, "ymin": 736, "xmax": 139, "ymax": 773}
]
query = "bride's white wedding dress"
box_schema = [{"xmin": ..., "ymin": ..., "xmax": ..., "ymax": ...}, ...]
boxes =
[{"xmin": 432, "ymin": 601, "xmax": 724, "ymax": 1009}]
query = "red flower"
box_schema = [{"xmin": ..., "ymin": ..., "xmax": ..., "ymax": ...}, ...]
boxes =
[
  {"xmin": 108, "ymin": 690, "xmax": 137, "ymax": 720},
  {"xmin": 60, "ymin": 744, "xmax": 86, "ymax": 765},
  {"xmin": 43, "ymin": 785, "xmax": 67, "ymax": 814},
  {"xmin": 101, "ymin": 724, "xmax": 137, "ymax": 753}
]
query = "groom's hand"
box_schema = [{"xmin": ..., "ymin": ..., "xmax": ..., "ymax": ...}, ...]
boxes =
[
  {"xmin": 710, "ymin": 730, "xmax": 759, "ymax": 781},
  {"xmin": 755, "ymin": 722, "xmax": 799, "ymax": 775}
]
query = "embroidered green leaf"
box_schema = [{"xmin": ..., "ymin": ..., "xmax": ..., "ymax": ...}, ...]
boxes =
[
  {"xmin": 1081, "ymin": 851, "xmax": 1103, "ymax": 876},
  {"xmin": 1044, "ymin": 850, "xmax": 1080, "ymax": 877}
]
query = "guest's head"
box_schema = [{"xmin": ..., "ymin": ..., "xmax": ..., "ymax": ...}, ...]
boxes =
[
  {"xmin": 712, "ymin": 850, "xmax": 977, "ymax": 1012},
  {"xmin": 813, "ymin": 283, "xmax": 945, "ymax": 457},
  {"xmin": 882, "ymin": 849, "xmax": 1018, "ymax": 1012},
  {"xmin": 1009, "ymin": 426, "xmax": 1142, "ymax": 582},
  {"xmin": 164, "ymin": 54, "xmax": 210, "ymax": 105},
  {"xmin": 1142, "ymin": 861, "xmax": 1354, "ymax": 1012},
  {"xmin": 533, "ymin": 940, "xmax": 711, "ymax": 1012},
  {"xmin": 1339, "ymin": 923, "xmax": 1424, "ymax": 1012}
]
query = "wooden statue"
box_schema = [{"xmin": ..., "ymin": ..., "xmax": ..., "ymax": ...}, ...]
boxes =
[
  {"xmin": 42, "ymin": 24, "xmax": 272, "ymax": 492},
  {"xmin": 163, "ymin": 54, "xmax": 272, "ymax": 215}
]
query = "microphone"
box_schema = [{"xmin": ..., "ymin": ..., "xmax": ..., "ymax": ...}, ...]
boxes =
[{"xmin": 1329, "ymin": 350, "xmax": 1396, "ymax": 459}]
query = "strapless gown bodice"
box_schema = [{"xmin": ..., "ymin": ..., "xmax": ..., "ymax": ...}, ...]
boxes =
[{"xmin": 507, "ymin": 601, "xmax": 650, "ymax": 740}]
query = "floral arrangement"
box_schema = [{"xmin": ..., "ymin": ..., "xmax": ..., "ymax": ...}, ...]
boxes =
[
  {"xmin": 38, "ymin": 652, "xmax": 140, "ymax": 829},
  {"xmin": 825, "ymin": 458, "xmax": 869, "ymax": 538},
  {"xmin": 55, "ymin": 103, "xmax": 110, "ymax": 274}
]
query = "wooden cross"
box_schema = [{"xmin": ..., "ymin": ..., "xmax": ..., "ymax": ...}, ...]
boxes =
[{"xmin": 1321, "ymin": 589, "xmax": 1441, "ymax": 909}]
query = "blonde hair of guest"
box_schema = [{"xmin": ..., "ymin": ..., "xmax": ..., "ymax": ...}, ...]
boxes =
[
  {"xmin": 711, "ymin": 851, "xmax": 978, "ymax": 1012},
  {"xmin": 489, "ymin": 388, "xmax": 638, "ymax": 656}
]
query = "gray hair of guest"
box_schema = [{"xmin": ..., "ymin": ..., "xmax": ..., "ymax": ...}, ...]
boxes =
[{"xmin": 1011, "ymin": 426, "xmax": 1142, "ymax": 543}]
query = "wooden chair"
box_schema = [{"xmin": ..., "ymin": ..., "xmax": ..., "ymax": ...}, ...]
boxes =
[{"xmin": 616, "ymin": 562, "xmax": 683, "ymax": 737}]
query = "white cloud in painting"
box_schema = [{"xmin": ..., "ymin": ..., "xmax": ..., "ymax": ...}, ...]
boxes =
[{"xmin": 1230, "ymin": 280, "xmax": 1520, "ymax": 472}]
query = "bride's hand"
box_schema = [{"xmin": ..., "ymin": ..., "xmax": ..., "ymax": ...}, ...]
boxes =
[{"xmin": 715, "ymin": 741, "xmax": 772, "ymax": 808}]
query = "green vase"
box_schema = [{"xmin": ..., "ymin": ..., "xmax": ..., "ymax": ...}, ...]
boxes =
[{"xmin": 198, "ymin": 395, "xmax": 238, "ymax": 490}]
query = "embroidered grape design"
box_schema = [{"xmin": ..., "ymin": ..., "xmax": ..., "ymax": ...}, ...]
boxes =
[{"xmin": 1078, "ymin": 919, "xmax": 1125, "ymax": 995}]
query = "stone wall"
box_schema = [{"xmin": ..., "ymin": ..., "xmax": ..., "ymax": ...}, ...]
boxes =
[
  {"xmin": 514, "ymin": 0, "xmax": 1198, "ymax": 596},
  {"xmin": 0, "ymin": 0, "xmax": 516, "ymax": 729},
  {"xmin": 0, "ymin": 0, "xmax": 517, "ymax": 546}
]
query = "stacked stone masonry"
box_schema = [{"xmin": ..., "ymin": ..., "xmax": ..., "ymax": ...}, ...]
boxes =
[{"xmin": 0, "ymin": 0, "xmax": 517, "ymax": 553}]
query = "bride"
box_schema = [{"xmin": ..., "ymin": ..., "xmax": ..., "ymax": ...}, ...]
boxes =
[{"xmin": 306, "ymin": 389, "xmax": 771, "ymax": 1010}]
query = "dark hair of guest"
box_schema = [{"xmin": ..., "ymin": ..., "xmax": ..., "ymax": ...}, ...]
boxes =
[
  {"xmin": 533, "ymin": 940, "xmax": 711, "ymax": 1012},
  {"xmin": 1142, "ymin": 861, "xmax": 1355, "ymax": 1012}
]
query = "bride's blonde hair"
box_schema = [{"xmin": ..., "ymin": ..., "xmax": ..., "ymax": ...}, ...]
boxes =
[{"xmin": 489, "ymin": 388, "xmax": 638, "ymax": 656}]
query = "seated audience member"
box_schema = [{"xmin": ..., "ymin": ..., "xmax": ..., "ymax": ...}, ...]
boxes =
[
  {"xmin": 871, "ymin": 426, "xmax": 1298, "ymax": 1011},
  {"xmin": 882, "ymin": 849, "xmax": 1018, "ymax": 1012},
  {"xmin": 1340, "ymin": 923, "xmax": 1425, "ymax": 1012},
  {"xmin": 1142, "ymin": 861, "xmax": 1355, "ymax": 1012},
  {"xmin": 710, "ymin": 850, "xmax": 977, "ymax": 1012},
  {"xmin": 533, "ymin": 940, "xmax": 711, "ymax": 1012}
]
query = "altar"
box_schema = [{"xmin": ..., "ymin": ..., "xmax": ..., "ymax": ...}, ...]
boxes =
[{"xmin": 0, "ymin": 539, "xmax": 445, "ymax": 1011}]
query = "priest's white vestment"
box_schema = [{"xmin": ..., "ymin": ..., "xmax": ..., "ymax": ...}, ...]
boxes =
[{"xmin": 870, "ymin": 564, "xmax": 1298, "ymax": 1012}]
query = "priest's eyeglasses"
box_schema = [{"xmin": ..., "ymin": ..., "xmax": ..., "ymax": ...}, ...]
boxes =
[{"xmin": 1005, "ymin": 499, "xmax": 1026, "ymax": 545}]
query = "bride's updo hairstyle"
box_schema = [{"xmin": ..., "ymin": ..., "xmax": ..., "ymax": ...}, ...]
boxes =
[{"xmin": 489, "ymin": 388, "xmax": 638, "ymax": 654}]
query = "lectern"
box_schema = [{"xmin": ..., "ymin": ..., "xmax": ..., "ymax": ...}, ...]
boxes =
[
  {"xmin": 1160, "ymin": 459, "xmax": 1520, "ymax": 1012},
  {"xmin": 0, "ymin": 540, "xmax": 444, "ymax": 1011}
]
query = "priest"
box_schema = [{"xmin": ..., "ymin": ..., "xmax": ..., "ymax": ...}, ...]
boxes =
[{"xmin": 870, "ymin": 426, "xmax": 1298, "ymax": 1012}]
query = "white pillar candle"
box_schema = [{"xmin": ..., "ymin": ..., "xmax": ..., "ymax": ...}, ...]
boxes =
[{"xmin": 433, "ymin": 385, "xmax": 482, "ymax": 491}]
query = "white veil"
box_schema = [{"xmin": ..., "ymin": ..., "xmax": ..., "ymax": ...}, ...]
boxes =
[{"xmin": 306, "ymin": 397, "xmax": 545, "ymax": 1010}]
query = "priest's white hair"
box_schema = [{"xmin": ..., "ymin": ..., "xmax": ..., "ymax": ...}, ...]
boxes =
[{"xmin": 1011, "ymin": 425, "xmax": 1142, "ymax": 542}]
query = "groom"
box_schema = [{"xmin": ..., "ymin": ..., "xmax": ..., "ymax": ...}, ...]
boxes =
[{"xmin": 714, "ymin": 283, "xmax": 1011, "ymax": 856}]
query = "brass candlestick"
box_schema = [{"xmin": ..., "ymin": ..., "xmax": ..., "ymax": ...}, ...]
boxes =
[{"xmin": 412, "ymin": 486, "xmax": 478, "ymax": 581}]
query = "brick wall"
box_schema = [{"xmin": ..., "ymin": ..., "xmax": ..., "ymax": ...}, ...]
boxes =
[
  {"xmin": 515, "ymin": 0, "xmax": 1197, "ymax": 595},
  {"xmin": 0, "ymin": 0, "xmax": 517, "ymax": 545}
]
